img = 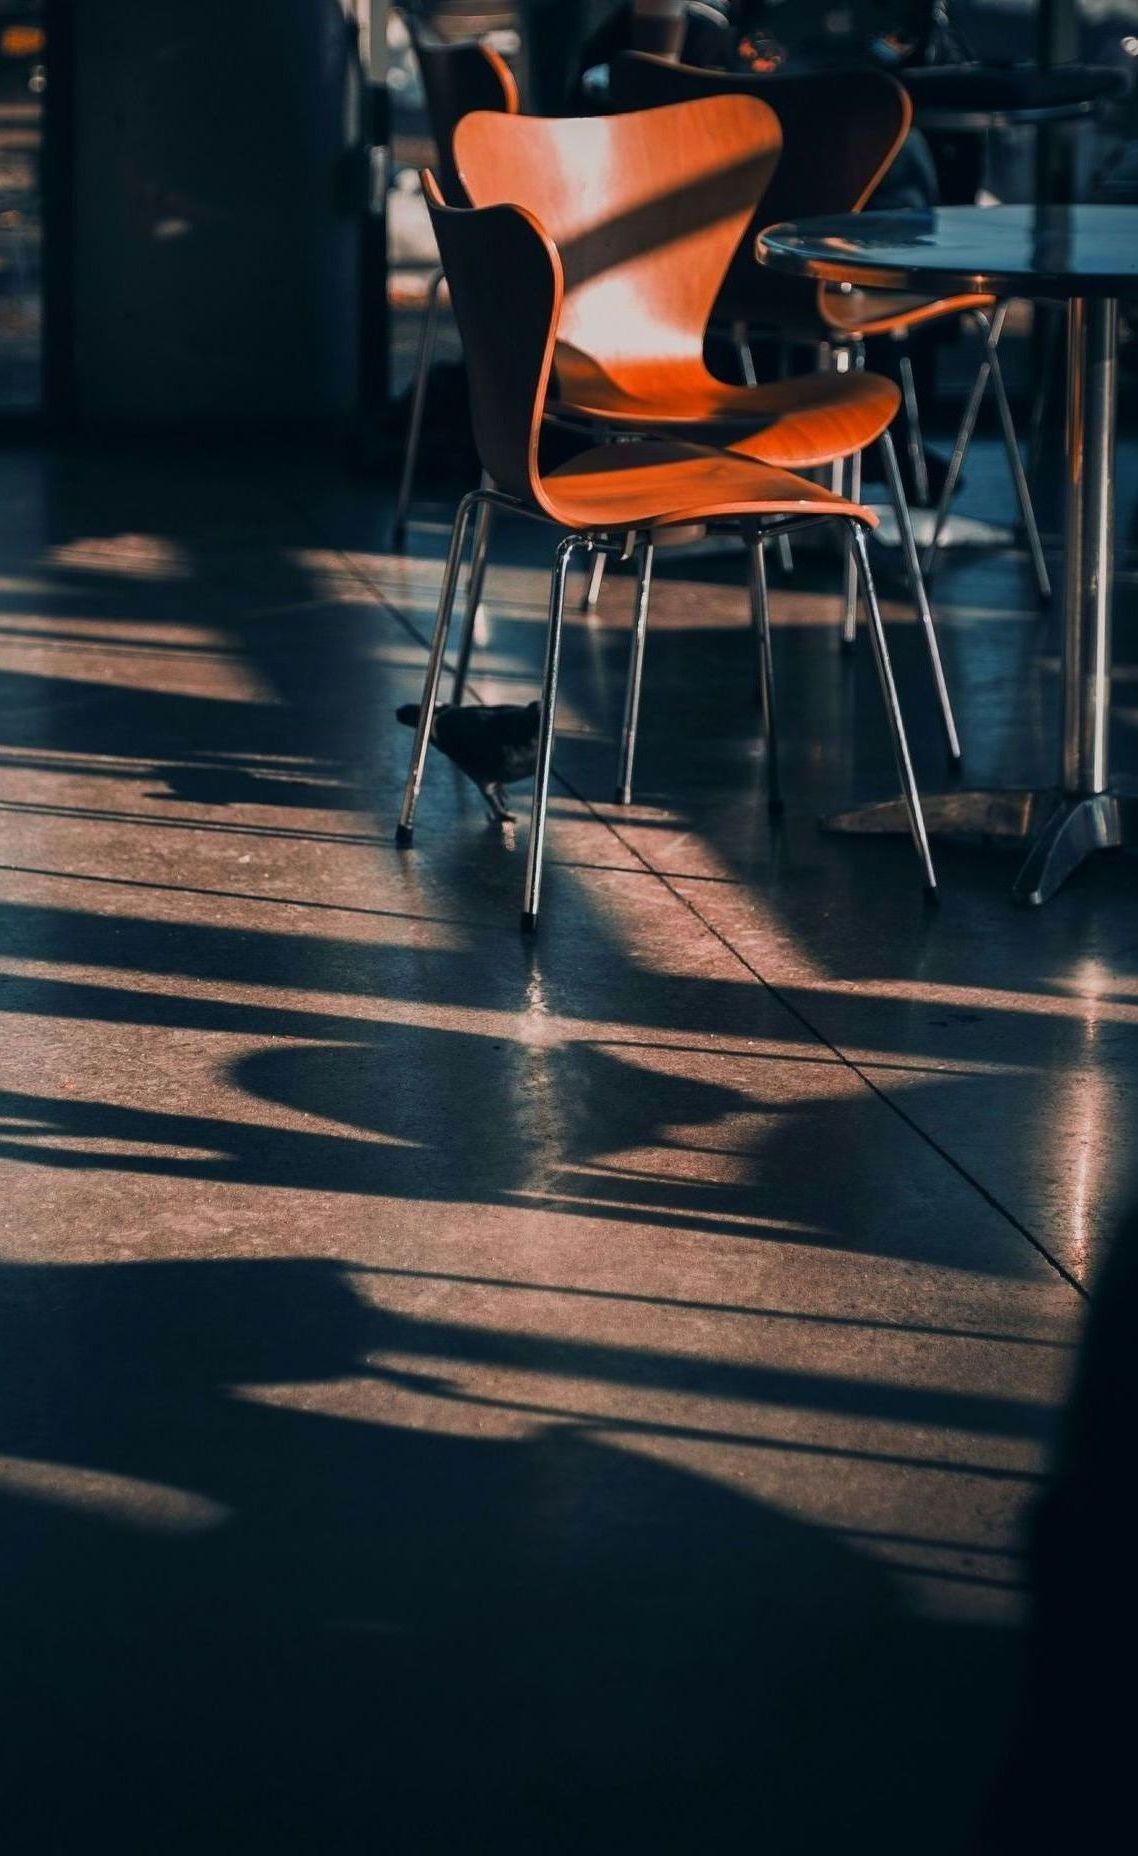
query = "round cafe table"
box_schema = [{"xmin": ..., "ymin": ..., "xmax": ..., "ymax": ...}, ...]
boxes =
[
  {"xmin": 900, "ymin": 63, "xmax": 1128, "ymax": 138},
  {"xmin": 757, "ymin": 203, "xmax": 1138, "ymax": 905}
]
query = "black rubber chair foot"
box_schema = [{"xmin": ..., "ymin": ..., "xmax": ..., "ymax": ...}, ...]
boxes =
[
  {"xmin": 613, "ymin": 787, "xmax": 632, "ymax": 806},
  {"xmin": 923, "ymin": 882, "xmax": 941, "ymax": 907},
  {"xmin": 520, "ymin": 910, "xmax": 538, "ymax": 934},
  {"xmin": 395, "ymin": 823, "xmax": 414, "ymax": 848}
]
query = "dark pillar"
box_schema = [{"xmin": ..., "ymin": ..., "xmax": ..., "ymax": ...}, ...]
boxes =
[
  {"xmin": 1036, "ymin": 0, "xmax": 1079, "ymax": 205},
  {"xmin": 354, "ymin": 0, "xmax": 391, "ymax": 467},
  {"xmin": 520, "ymin": 1, "xmax": 623, "ymax": 112},
  {"xmin": 42, "ymin": 0, "xmax": 76, "ymax": 428},
  {"xmin": 72, "ymin": 1, "xmax": 362, "ymax": 432}
]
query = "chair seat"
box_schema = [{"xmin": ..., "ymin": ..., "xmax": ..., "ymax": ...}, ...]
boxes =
[
  {"xmin": 541, "ymin": 440, "xmax": 875, "ymax": 533},
  {"xmin": 821, "ymin": 284, "xmax": 997, "ymax": 339},
  {"xmin": 550, "ymin": 354, "xmax": 900, "ymax": 470}
]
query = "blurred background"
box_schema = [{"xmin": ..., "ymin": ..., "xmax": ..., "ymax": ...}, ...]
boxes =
[{"xmin": 2, "ymin": 3, "xmax": 1135, "ymax": 439}]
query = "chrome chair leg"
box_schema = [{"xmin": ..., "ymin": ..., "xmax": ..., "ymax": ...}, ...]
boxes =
[
  {"xmin": 1027, "ymin": 302, "xmax": 1062, "ymax": 483},
  {"xmin": 840, "ymin": 447, "xmax": 863, "ymax": 647},
  {"xmin": 583, "ymin": 526, "xmax": 639, "ymax": 613},
  {"xmin": 747, "ymin": 535, "xmax": 781, "ymax": 815},
  {"xmin": 827, "ymin": 375, "xmax": 853, "ymax": 639},
  {"xmin": 581, "ymin": 548, "xmax": 607, "ymax": 613},
  {"xmin": 898, "ymin": 345, "xmax": 931, "ymax": 506},
  {"xmin": 849, "ymin": 522, "xmax": 938, "ymax": 895},
  {"xmin": 831, "ymin": 337, "xmax": 846, "ymax": 493},
  {"xmin": 390, "ymin": 265, "xmax": 444, "ymax": 551},
  {"xmin": 396, "ymin": 491, "xmax": 477, "ymax": 844},
  {"xmin": 919, "ymin": 304, "xmax": 1003, "ymax": 578},
  {"xmin": 775, "ymin": 342, "xmax": 795, "ymax": 574},
  {"xmin": 983, "ymin": 313, "xmax": 1051, "ymax": 601},
  {"xmin": 451, "ymin": 473, "xmax": 495, "ymax": 704},
  {"xmin": 521, "ymin": 534, "xmax": 582, "ymax": 932},
  {"xmin": 615, "ymin": 537, "xmax": 654, "ymax": 805},
  {"xmin": 878, "ymin": 428, "xmax": 962, "ymax": 765},
  {"xmin": 733, "ymin": 320, "xmax": 758, "ymax": 388},
  {"xmin": 580, "ymin": 434, "xmax": 615, "ymax": 612},
  {"xmin": 920, "ymin": 304, "xmax": 1049, "ymax": 599},
  {"xmin": 830, "ymin": 344, "xmax": 861, "ymax": 642}
]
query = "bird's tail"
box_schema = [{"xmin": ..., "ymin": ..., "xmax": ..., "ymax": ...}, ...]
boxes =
[{"xmin": 395, "ymin": 704, "xmax": 421, "ymax": 728}]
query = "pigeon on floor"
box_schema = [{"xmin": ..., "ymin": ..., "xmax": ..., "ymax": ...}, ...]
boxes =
[{"xmin": 396, "ymin": 700, "xmax": 542, "ymax": 823}]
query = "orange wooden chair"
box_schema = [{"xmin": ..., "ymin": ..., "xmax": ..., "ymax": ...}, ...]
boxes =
[
  {"xmin": 389, "ymin": 19, "xmax": 519, "ymax": 549},
  {"xmin": 396, "ymin": 152, "xmax": 937, "ymax": 929},
  {"xmin": 609, "ymin": 52, "xmax": 1049, "ymax": 599},
  {"xmin": 451, "ymin": 97, "xmax": 960, "ymax": 763}
]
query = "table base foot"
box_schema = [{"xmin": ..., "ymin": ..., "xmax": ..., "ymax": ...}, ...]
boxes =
[
  {"xmin": 1011, "ymin": 792, "xmax": 1138, "ymax": 905},
  {"xmin": 824, "ymin": 785, "xmax": 1138, "ymax": 904}
]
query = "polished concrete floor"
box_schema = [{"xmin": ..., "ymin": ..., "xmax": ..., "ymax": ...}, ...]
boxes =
[{"xmin": 1, "ymin": 418, "xmax": 1135, "ymax": 1850}]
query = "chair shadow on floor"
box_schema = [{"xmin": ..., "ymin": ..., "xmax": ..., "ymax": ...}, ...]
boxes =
[{"xmin": 0, "ymin": 1252, "xmax": 1022, "ymax": 1855}]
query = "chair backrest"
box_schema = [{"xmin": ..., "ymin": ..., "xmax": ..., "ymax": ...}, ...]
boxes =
[
  {"xmin": 406, "ymin": 17, "xmax": 519, "ymax": 206},
  {"xmin": 453, "ymin": 96, "xmax": 781, "ymax": 393},
  {"xmin": 422, "ymin": 171, "xmax": 560, "ymax": 511},
  {"xmin": 608, "ymin": 52, "xmax": 910, "ymax": 327},
  {"xmin": 609, "ymin": 53, "xmax": 909, "ymax": 219}
]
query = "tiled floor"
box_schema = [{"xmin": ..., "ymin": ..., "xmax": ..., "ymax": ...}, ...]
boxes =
[{"xmin": 0, "ymin": 418, "xmax": 1134, "ymax": 1850}]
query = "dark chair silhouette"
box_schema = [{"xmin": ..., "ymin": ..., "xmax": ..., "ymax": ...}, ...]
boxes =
[
  {"xmin": 609, "ymin": 52, "xmax": 1049, "ymax": 601},
  {"xmin": 389, "ymin": 18, "xmax": 519, "ymax": 550},
  {"xmin": 395, "ymin": 103, "xmax": 938, "ymax": 929}
]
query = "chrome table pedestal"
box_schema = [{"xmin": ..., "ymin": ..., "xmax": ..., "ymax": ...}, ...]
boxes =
[
  {"xmin": 756, "ymin": 206, "xmax": 1138, "ymax": 904},
  {"xmin": 1014, "ymin": 296, "xmax": 1125, "ymax": 902},
  {"xmin": 825, "ymin": 295, "xmax": 1130, "ymax": 905}
]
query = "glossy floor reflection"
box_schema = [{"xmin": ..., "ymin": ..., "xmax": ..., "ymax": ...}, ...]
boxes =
[{"xmin": 0, "ymin": 424, "xmax": 1133, "ymax": 1851}]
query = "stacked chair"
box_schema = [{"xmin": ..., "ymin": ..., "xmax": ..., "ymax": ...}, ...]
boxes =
[
  {"xmin": 394, "ymin": 30, "xmax": 962, "ymax": 754},
  {"xmin": 389, "ymin": 17, "xmax": 519, "ymax": 550},
  {"xmin": 608, "ymin": 51, "xmax": 1050, "ymax": 602},
  {"xmin": 396, "ymin": 92, "xmax": 939, "ymax": 928},
  {"xmin": 448, "ymin": 95, "xmax": 959, "ymax": 766}
]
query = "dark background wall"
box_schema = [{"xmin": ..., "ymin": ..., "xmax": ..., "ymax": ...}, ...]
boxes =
[{"xmin": 72, "ymin": 0, "xmax": 364, "ymax": 430}]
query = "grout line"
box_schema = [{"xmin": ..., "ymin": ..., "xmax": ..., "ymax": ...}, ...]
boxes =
[
  {"xmin": 592, "ymin": 808, "xmax": 1089, "ymax": 1301},
  {"xmin": 0, "ymin": 861, "xmax": 501, "ymax": 931},
  {"xmin": 295, "ymin": 495, "xmax": 1090, "ymax": 1302}
]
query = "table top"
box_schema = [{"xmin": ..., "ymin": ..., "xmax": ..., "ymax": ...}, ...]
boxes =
[
  {"xmin": 756, "ymin": 205, "xmax": 1138, "ymax": 299},
  {"xmin": 913, "ymin": 99, "xmax": 1098, "ymax": 132},
  {"xmin": 901, "ymin": 61, "xmax": 1128, "ymax": 119}
]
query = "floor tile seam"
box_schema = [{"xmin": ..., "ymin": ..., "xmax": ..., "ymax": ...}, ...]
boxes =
[
  {"xmin": 0, "ymin": 860, "xmax": 507, "ymax": 930},
  {"xmin": 595, "ymin": 811, "xmax": 1089, "ymax": 1304},
  {"xmin": 0, "ymin": 636, "xmax": 253, "ymax": 661},
  {"xmin": 292, "ymin": 496, "xmax": 1086, "ymax": 1301},
  {"xmin": 355, "ymin": 1266, "xmax": 1074, "ymax": 1349},
  {"xmin": 0, "ymin": 798, "xmax": 393, "ymax": 847}
]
